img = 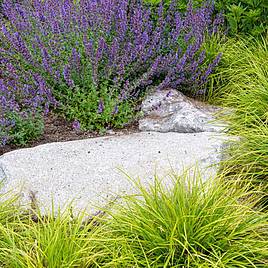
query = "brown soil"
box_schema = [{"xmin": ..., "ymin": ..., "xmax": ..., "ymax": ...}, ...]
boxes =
[{"xmin": 0, "ymin": 113, "xmax": 140, "ymax": 156}]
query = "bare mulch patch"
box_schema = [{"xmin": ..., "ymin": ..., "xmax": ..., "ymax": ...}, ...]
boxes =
[{"xmin": 0, "ymin": 113, "xmax": 140, "ymax": 156}]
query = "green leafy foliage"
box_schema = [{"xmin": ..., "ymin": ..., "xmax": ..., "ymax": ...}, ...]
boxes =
[
  {"xmin": 144, "ymin": 0, "xmax": 205, "ymax": 12},
  {"xmin": 3, "ymin": 112, "xmax": 44, "ymax": 146},
  {"xmin": 146, "ymin": 0, "xmax": 268, "ymax": 37},
  {"xmin": 218, "ymin": 0, "xmax": 268, "ymax": 37},
  {"xmin": 54, "ymin": 82, "xmax": 137, "ymax": 132}
]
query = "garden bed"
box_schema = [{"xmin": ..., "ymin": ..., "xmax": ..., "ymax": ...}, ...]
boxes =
[
  {"xmin": 0, "ymin": 0, "xmax": 268, "ymax": 266},
  {"xmin": 0, "ymin": 113, "xmax": 139, "ymax": 155}
]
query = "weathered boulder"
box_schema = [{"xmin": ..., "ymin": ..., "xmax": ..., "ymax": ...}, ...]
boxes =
[
  {"xmin": 139, "ymin": 89, "xmax": 226, "ymax": 133},
  {"xmin": 0, "ymin": 132, "xmax": 229, "ymax": 215}
]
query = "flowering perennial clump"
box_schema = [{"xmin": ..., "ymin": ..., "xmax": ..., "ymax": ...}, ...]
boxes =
[{"xmin": 0, "ymin": 0, "xmax": 221, "ymax": 146}]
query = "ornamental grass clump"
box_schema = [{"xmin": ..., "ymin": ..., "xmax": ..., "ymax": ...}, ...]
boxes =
[
  {"xmin": 0, "ymin": 0, "xmax": 221, "ymax": 145},
  {"xmin": 208, "ymin": 37, "xmax": 268, "ymax": 203},
  {"xmin": 0, "ymin": 172, "xmax": 267, "ymax": 267},
  {"xmin": 92, "ymin": 173, "xmax": 268, "ymax": 267}
]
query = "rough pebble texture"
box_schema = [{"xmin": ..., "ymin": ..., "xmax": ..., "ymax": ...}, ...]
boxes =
[{"xmin": 0, "ymin": 132, "xmax": 228, "ymax": 215}]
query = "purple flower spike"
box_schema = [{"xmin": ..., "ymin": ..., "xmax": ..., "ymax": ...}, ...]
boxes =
[
  {"xmin": 98, "ymin": 99, "xmax": 104, "ymax": 114},
  {"xmin": 72, "ymin": 119, "xmax": 81, "ymax": 130},
  {"xmin": 0, "ymin": 0, "xmax": 222, "ymax": 146},
  {"xmin": 112, "ymin": 105, "xmax": 119, "ymax": 115},
  {"xmin": 63, "ymin": 65, "xmax": 75, "ymax": 88}
]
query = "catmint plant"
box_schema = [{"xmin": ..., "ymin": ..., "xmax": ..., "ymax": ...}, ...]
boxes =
[{"xmin": 0, "ymin": 0, "xmax": 222, "ymax": 146}]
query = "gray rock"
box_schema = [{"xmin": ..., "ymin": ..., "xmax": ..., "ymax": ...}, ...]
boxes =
[
  {"xmin": 139, "ymin": 89, "xmax": 227, "ymax": 133},
  {"xmin": 0, "ymin": 163, "xmax": 6, "ymax": 182},
  {"xmin": 0, "ymin": 132, "xmax": 229, "ymax": 215}
]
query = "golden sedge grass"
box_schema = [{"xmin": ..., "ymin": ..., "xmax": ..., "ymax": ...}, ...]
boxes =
[
  {"xmin": 0, "ymin": 171, "xmax": 267, "ymax": 267},
  {"xmin": 207, "ymin": 36, "xmax": 268, "ymax": 203}
]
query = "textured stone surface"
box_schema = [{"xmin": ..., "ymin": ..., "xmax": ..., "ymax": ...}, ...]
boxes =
[
  {"xmin": 139, "ymin": 89, "xmax": 226, "ymax": 133},
  {"xmin": 0, "ymin": 132, "xmax": 229, "ymax": 215},
  {"xmin": 0, "ymin": 165, "xmax": 6, "ymax": 182}
]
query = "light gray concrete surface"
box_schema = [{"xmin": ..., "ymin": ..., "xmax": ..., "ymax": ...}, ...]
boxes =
[{"xmin": 0, "ymin": 132, "xmax": 228, "ymax": 215}]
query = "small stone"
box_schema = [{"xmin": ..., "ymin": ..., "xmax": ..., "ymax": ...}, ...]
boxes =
[{"xmin": 106, "ymin": 130, "xmax": 116, "ymax": 135}]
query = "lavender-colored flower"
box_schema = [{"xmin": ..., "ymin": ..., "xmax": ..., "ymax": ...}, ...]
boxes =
[
  {"xmin": 84, "ymin": 36, "xmax": 94, "ymax": 59},
  {"xmin": 212, "ymin": 12, "xmax": 224, "ymax": 34},
  {"xmin": 72, "ymin": 119, "xmax": 81, "ymax": 130},
  {"xmin": 63, "ymin": 65, "xmax": 75, "ymax": 87},
  {"xmin": 0, "ymin": 136, "xmax": 8, "ymax": 146},
  {"xmin": 95, "ymin": 37, "xmax": 106, "ymax": 63},
  {"xmin": 0, "ymin": 0, "xmax": 222, "ymax": 145},
  {"xmin": 200, "ymin": 52, "xmax": 223, "ymax": 85},
  {"xmin": 71, "ymin": 48, "xmax": 81, "ymax": 71},
  {"xmin": 112, "ymin": 105, "xmax": 119, "ymax": 115},
  {"xmin": 41, "ymin": 47, "xmax": 53, "ymax": 74},
  {"xmin": 97, "ymin": 99, "xmax": 104, "ymax": 114}
]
